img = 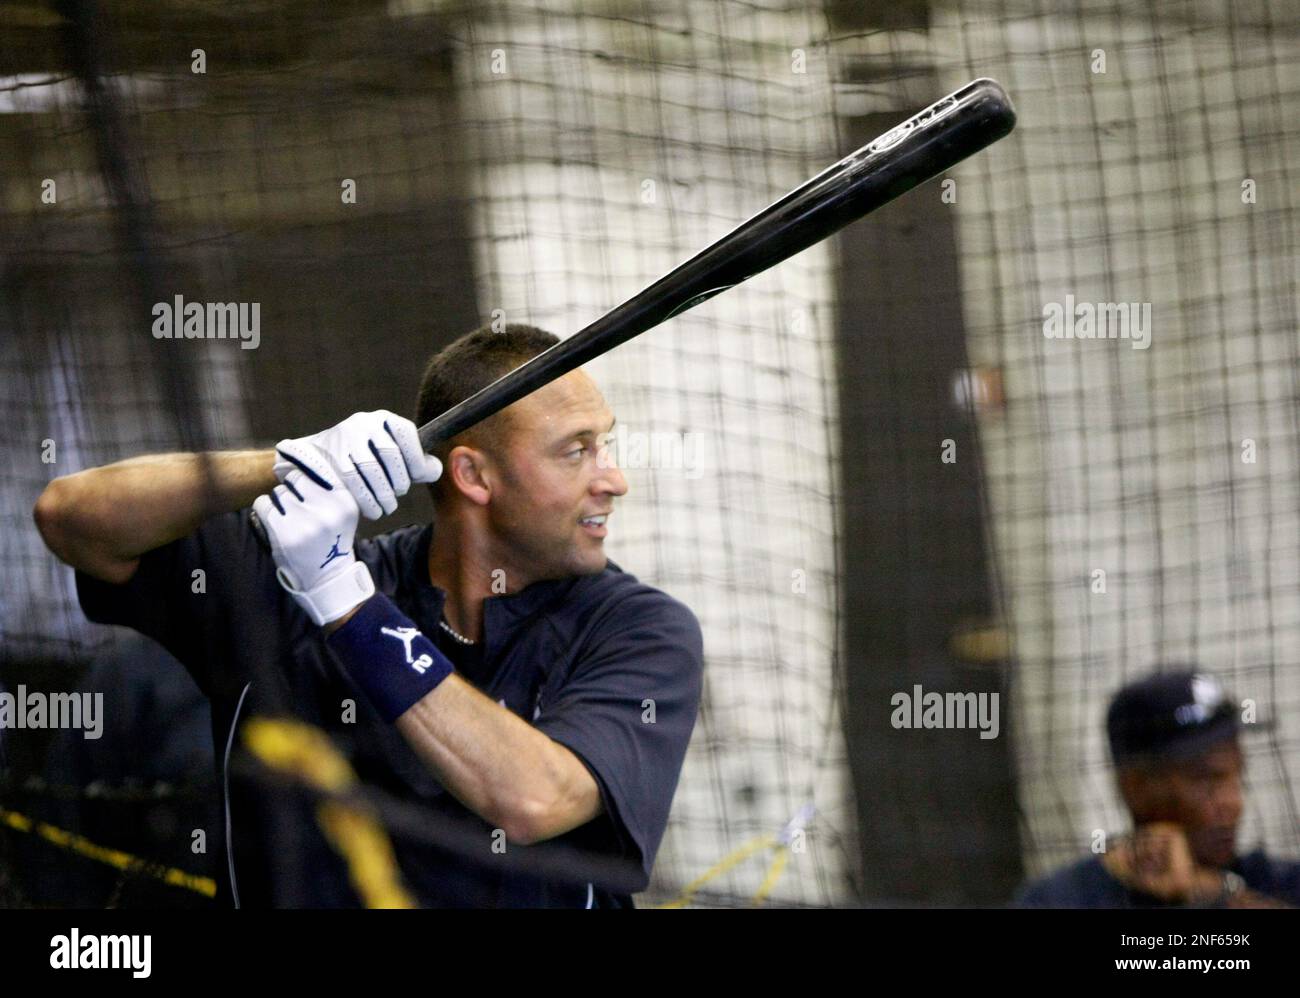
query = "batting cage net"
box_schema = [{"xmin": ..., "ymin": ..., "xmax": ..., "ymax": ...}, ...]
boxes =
[{"xmin": 1, "ymin": 0, "xmax": 1296, "ymax": 908}]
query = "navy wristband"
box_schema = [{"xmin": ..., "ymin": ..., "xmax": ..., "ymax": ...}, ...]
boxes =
[{"xmin": 327, "ymin": 593, "xmax": 453, "ymax": 722}]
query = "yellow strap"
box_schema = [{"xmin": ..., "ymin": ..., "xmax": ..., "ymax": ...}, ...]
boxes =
[
  {"xmin": 243, "ymin": 717, "xmax": 417, "ymax": 909},
  {"xmin": 0, "ymin": 805, "xmax": 216, "ymax": 898},
  {"xmin": 751, "ymin": 848, "xmax": 789, "ymax": 906},
  {"xmin": 656, "ymin": 834, "xmax": 788, "ymax": 908}
]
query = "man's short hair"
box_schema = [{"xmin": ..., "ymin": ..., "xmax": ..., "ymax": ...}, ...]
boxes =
[{"xmin": 413, "ymin": 323, "xmax": 559, "ymax": 498}]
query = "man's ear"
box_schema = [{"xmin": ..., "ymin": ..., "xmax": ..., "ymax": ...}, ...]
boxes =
[
  {"xmin": 447, "ymin": 444, "xmax": 492, "ymax": 506},
  {"xmin": 1118, "ymin": 764, "xmax": 1163, "ymax": 824}
]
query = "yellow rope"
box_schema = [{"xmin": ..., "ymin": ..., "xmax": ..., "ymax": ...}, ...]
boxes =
[
  {"xmin": 656, "ymin": 835, "xmax": 789, "ymax": 908},
  {"xmin": 0, "ymin": 805, "xmax": 216, "ymax": 898},
  {"xmin": 243, "ymin": 717, "xmax": 417, "ymax": 909},
  {"xmin": 751, "ymin": 848, "xmax": 789, "ymax": 905},
  {"xmin": 656, "ymin": 804, "xmax": 813, "ymax": 908},
  {"xmin": 2, "ymin": 717, "xmax": 415, "ymax": 907},
  {"xmin": 5, "ymin": 721, "xmax": 802, "ymax": 910}
]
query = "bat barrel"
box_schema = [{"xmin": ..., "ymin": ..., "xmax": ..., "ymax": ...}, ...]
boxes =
[{"xmin": 418, "ymin": 78, "xmax": 1015, "ymax": 449}]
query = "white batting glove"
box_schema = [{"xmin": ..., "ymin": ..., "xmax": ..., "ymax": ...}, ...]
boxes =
[
  {"xmin": 252, "ymin": 453, "xmax": 374, "ymax": 626},
  {"xmin": 273, "ymin": 410, "xmax": 442, "ymax": 521}
]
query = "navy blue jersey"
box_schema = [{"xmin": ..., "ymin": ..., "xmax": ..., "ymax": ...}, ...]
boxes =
[
  {"xmin": 75, "ymin": 510, "xmax": 704, "ymax": 908},
  {"xmin": 1013, "ymin": 849, "xmax": 1300, "ymax": 908}
]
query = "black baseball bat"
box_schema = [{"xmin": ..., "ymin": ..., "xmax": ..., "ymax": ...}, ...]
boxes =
[
  {"xmin": 250, "ymin": 79, "xmax": 1014, "ymax": 544},
  {"xmin": 417, "ymin": 77, "xmax": 1015, "ymax": 449}
]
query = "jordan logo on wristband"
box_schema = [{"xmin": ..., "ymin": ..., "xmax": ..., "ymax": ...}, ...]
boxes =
[{"xmin": 381, "ymin": 625, "xmax": 435, "ymax": 674}]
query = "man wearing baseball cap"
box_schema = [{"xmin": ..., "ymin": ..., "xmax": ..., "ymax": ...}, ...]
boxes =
[{"xmin": 1015, "ymin": 668, "xmax": 1300, "ymax": 907}]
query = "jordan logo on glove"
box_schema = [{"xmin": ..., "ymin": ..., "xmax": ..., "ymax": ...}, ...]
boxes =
[
  {"xmin": 320, "ymin": 534, "xmax": 348, "ymax": 569},
  {"xmin": 253, "ymin": 410, "xmax": 443, "ymax": 628}
]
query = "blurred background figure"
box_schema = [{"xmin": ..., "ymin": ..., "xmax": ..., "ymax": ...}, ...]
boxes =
[{"xmin": 1015, "ymin": 670, "xmax": 1299, "ymax": 908}]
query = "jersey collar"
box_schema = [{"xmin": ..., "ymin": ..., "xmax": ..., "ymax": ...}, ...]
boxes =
[{"xmin": 403, "ymin": 523, "xmax": 589, "ymax": 661}]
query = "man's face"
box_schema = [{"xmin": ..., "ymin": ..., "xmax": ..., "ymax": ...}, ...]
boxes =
[
  {"xmin": 484, "ymin": 369, "xmax": 627, "ymax": 582},
  {"xmin": 1127, "ymin": 740, "xmax": 1244, "ymax": 868}
]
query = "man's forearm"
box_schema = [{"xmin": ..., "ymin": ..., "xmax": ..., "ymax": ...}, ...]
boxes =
[
  {"xmin": 395, "ymin": 677, "xmax": 602, "ymax": 846},
  {"xmin": 34, "ymin": 449, "xmax": 277, "ymax": 582}
]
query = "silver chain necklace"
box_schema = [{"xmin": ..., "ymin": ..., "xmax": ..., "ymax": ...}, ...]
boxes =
[{"xmin": 438, "ymin": 616, "xmax": 477, "ymax": 646}]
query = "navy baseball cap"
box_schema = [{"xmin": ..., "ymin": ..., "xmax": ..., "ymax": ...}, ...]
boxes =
[{"xmin": 1106, "ymin": 669, "xmax": 1239, "ymax": 766}]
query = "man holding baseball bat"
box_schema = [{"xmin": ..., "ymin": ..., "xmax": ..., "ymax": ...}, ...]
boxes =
[{"xmin": 34, "ymin": 323, "xmax": 704, "ymax": 908}]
